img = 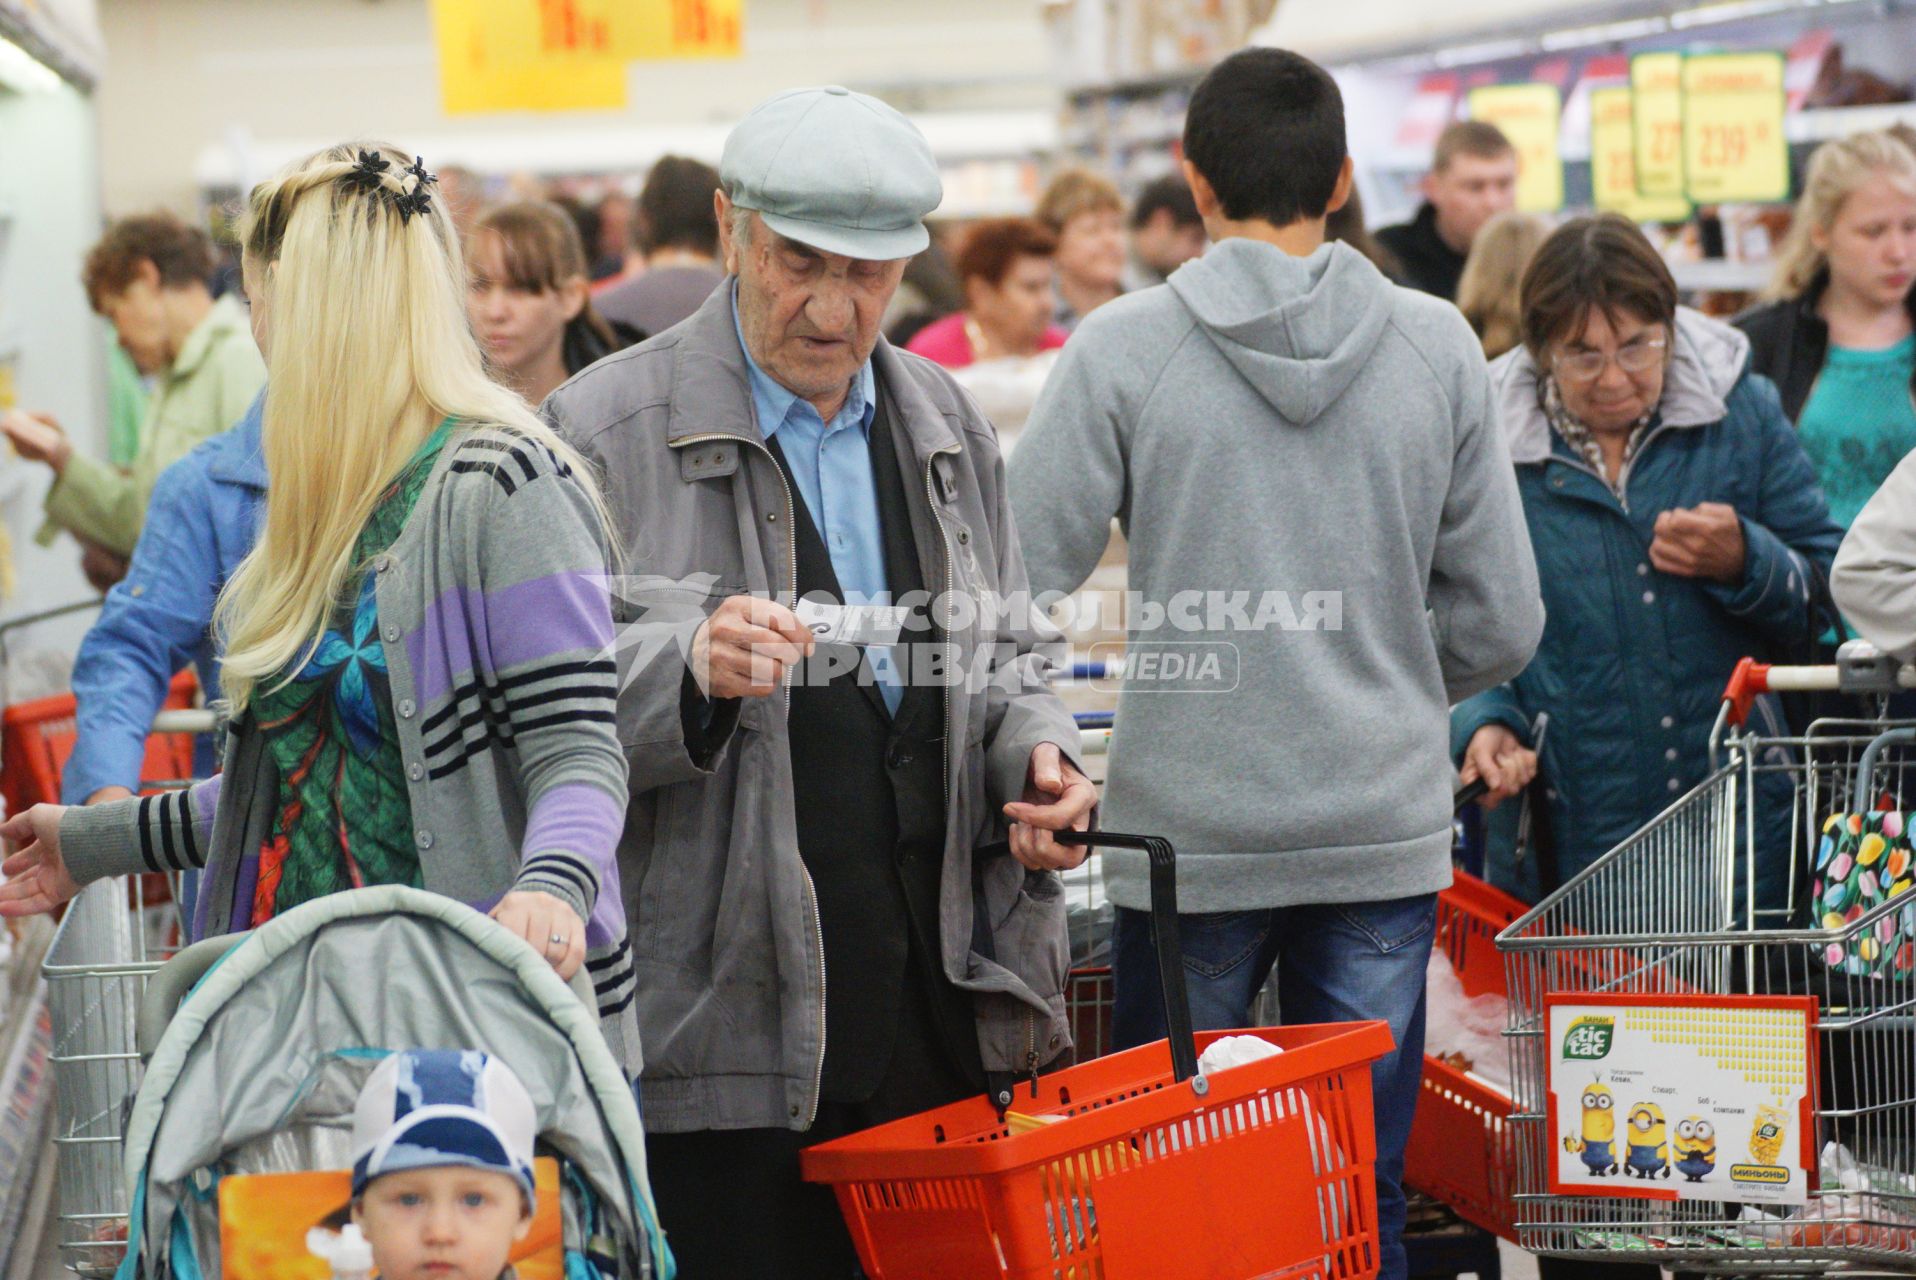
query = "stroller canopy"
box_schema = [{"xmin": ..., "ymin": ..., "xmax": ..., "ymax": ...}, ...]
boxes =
[{"xmin": 119, "ymin": 886, "xmax": 670, "ymax": 1280}]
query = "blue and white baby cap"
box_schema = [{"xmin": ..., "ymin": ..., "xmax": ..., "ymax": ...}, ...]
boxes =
[{"xmin": 351, "ymin": 1049, "xmax": 537, "ymax": 1200}]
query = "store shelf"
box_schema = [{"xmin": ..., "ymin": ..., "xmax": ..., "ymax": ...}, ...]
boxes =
[
  {"xmin": 1670, "ymin": 258, "xmax": 1771, "ymax": 292},
  {"xmin": 1788, "ymin": 102, "xmax": 1916, "ymax": 144}
]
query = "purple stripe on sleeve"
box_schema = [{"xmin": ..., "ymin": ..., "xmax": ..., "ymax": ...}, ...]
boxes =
[
  {"xmin": 522, "ymin": 782, "xmax": 625, "ymax": 946},
  {"xmin": 406, "ymin": 573, "xmax": 614, "ymax": 707}
]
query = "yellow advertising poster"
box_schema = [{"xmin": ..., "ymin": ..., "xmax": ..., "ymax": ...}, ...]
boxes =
[
  {"xmin": 484, "ymin": 0, "xmax": 744, "ymax": 63},
  {"xmin": 1467, "ymin": 84, "xmax": 1564, "ymax": 214},
  {"xmin": 1630, "ymin": 52, "xmax": 1685, "ymax": 199},
  {"xmin": 430, "ymin": 0, "xmax": 628, "ymax": 115},
  {"xmin": 1590, "ymin": 87, "xmax": 1692, "ymax": 222},
  {"xmin": 1545, "ymin": 996, "xmax": 1816, "ymax": 1207},
  {"xmin": 1682, "ymin": 52, "xmax": 1789, "ymax": 204},
  {"xmin": 221, "ymin": 1159, "xmax": 564, "ymax": 1280}
]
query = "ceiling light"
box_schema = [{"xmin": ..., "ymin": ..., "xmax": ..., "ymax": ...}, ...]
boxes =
[{"xmin": 0, "ymin": 33, "xmax": 60, "ymax": 94}]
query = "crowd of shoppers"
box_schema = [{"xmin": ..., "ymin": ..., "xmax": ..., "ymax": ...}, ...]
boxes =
[{"xmin": 11, "ymin": 35, "xmax": 1916, "ymax": 1280}]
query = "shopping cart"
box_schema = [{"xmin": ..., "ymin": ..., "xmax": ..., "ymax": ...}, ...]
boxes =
[
  {"xmin": 802, "ymin": 829, "xmax": 1395, "ymax": 1280},
  {"xmin": 37, "ymin": 702, "xmax": 222, "ymax": 1276},
  {"xmin": 44, "ymin": 877, "xmax": 183, "ymax": 1276},
  {"xmin": 1498, "ymin": 649, "xmax": 1916, "ymax": 1273}
]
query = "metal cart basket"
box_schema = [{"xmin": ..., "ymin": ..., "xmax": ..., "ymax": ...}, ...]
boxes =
[{"xmin": 1498, "ymin": 653, "xmax": 1916, "ymax": 1273}]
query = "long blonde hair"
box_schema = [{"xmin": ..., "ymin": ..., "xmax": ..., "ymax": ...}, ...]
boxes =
[
  {"xmin": 1769, "ymin": 129, "xmax": 1916, "ymax": 300},
  {"xmin": 218, "ymin": 142, "xmax": 606, "ymax": 711},
  {"xmin": 1457, "ymin": 211, "xmax": 1549, "ymax": 360}
]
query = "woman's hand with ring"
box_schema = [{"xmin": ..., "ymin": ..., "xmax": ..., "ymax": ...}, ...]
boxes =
[{"xmin": 490, "ymin": 890, "xmax": 587, "ymax": 980}]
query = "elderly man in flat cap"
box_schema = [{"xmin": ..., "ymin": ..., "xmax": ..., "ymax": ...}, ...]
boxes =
[{"xmin": 544, "ymin": 86, "xmax": 1095, "ymax": 1275}]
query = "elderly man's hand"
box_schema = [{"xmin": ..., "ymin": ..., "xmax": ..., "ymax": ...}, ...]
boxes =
[
  {"xmin": 692, "ymin": 595, "xmax": 816, "ymax": 700},
  {"xmin": 2, "ymin": 410, "xmax": 73, "ymax": 472},
  {"xmin": 1003, "ymin": 742, "xmax": 1096, "ymax": 871},
  {"xmin": 1650, "ymin": 503, "xmax": 1746, "ymax": 584}
]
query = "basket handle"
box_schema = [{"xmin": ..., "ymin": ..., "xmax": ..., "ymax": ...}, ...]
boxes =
[{"xmin": 1052, "ymin": 829, "xmax": 1201, "ymax": 1086}]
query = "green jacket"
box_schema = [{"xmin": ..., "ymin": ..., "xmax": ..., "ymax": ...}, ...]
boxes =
[{"xmin": 40, "ymin": 295, "xmax": 265, "ymax": 555}]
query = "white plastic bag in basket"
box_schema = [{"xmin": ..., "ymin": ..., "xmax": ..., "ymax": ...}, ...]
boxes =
[{"xmin": 1423, "ymin": 947, "xmax": 1511, "ymax": 1094}]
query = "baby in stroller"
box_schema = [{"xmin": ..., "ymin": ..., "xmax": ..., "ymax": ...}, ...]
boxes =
[{"xmin": 350, "ymin": 1049, "xmax": 538, "ymax": 1280}]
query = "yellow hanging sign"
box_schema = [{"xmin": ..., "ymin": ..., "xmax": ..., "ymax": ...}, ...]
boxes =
[
  {"xmin": 431, "ymin": 0, "xmax": 628, "ymax": 115},
  {"xmin": 1630, "ymin": 52, "xmax": 1685, "ymax": 200},
  {"xmin": 485, "ymin": 0, "xmax": 744, "ymax": 63},
  {"xmin": 1681, "ymin": 52, "xmax": 1789, "ymax": 204},
  {"xmin": 1591, "ymin": 87, "xmax": 1692, "ymax": 222},
  {"xmin": 1467, "ymin": 83, "xmax": 1563, "ymax": 214}
]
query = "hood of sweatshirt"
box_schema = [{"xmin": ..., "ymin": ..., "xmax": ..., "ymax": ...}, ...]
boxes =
[
  {"xmin": 1167, "ymin": 237, "xmax": 1396, "ymax": 426},
  {"xmin": 1487, "ymin": 306, "xmax": 1752, "ymax": 464}
]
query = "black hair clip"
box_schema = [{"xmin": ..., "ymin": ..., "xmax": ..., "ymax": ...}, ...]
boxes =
[
  {"xmin": 344, "ymin": 148, "xmax": 391, "ymax": 196},
  {"xmin": 393, "ymin": 155, "xmax": 437, "ymax": 224}
]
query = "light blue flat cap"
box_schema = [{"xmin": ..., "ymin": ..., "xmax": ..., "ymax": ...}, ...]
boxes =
[{"xmin": 721, "ymin": 85, "xmax": 942, "ymax": 261}]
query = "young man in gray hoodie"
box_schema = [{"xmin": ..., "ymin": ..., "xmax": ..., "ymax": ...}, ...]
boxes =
[{"xmin": 1009, "ymin": 48, "xmax": 1543, "ymax": 1280}]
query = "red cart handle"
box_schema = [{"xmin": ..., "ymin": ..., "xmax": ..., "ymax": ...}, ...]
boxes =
[{"xmin": 1721, "ymin": 657, "xmax": 1771, "ymax": 729}]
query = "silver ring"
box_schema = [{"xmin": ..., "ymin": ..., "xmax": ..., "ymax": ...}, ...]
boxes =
[{"xmin": 548, "ymin": 933, "xmax": 567, "ymax": 947}]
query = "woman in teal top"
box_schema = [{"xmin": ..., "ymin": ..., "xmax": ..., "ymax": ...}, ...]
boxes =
[
  {"xmin": 1739, "ymin": 129, "xmax": 1916, "ymax": 525},
  {"xmin": 1795, "ymin": 335, "xmax": 1916, "ymax": 527}
]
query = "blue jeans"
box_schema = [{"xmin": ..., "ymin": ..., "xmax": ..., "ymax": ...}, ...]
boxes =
[{"xmin": 1111, "ymin": 894, "xmax": 1437, "ymax": 1280}]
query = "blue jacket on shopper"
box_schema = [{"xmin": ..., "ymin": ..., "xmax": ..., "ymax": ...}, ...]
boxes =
[
  {"xmin": 1451, "ymin": 311, "xmax": 1842, "ymax": 908},
  {"xmin": 61, "ymin": 393, "xmax": 266, "ymax": 803}
]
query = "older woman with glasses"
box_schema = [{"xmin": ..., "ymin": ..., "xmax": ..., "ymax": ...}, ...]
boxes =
[{"xmin": 1452, "ymin": 214, "xmax": 1842, "ymax": 918}]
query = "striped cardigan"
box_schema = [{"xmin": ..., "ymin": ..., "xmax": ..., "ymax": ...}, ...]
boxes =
[{"xmin": 60, "ymin": 426, "xmax": 638, "ymax": 1071}]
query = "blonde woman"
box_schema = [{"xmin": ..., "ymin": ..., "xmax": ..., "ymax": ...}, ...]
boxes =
[
  {"xmin": 1456, "ymin": 210, "xmax": 1549, "ymax": 359},
  {"xmin": 0, "ymin": 144, "xmax": 637, "ymax": 1065},
  {"xmin": 1738, "ymin": 129, "xmax": 1916, "ymax": 525}
]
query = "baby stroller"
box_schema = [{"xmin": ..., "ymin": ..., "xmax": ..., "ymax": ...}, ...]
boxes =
[{"xmin": 103, "ymin": 885, "xmax": 671, "ymax": 1280}]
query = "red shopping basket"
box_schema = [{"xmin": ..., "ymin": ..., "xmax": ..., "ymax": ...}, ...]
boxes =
[
  {"xmin": 803, "ymin": 830, "xmax": 1395, "ymax": 1280},
  {"xmin": 1403, "ymin": 871, "xmax": 1525, "ymax": 1242},
  {"xmin": 1, "ymin": 669, "xmax": 201, "ymax": 813}
]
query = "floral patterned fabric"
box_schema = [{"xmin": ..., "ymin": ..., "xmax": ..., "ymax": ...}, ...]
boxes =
[
  {"xmin": 1813, "ymin": 809, "xmax": 1916, "ymax": 977},
  {"xmin": 250, "ymin": 420, "xmax": 454, "ymax": 924}
]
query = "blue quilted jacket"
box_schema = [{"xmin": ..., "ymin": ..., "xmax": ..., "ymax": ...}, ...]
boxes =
[{"xmin": 1452, "ymin": 309, "xmax": 1843, "ymax": 908}]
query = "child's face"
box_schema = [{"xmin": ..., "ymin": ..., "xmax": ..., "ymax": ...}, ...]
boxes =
[{"xmin": 353, "ymin": 1167, "xmax": 531, "ymax": 1280}]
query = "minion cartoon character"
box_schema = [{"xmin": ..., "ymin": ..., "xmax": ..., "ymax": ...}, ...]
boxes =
[
  {"xmin": 1673, "ymin": 1116, "xmax": 1717, "ymax": 1182},
  {"xmin": 1749, "ymin": 1104, "xmax": 1788, "ymax": 1166},
  {"xmin": 1563, "ymin": 1083, "xmax": 1618, "ymax": 1175},
  {"xmin": 1624, "ymin": 1102, "xmax": 1671, "ymax": 1179}
]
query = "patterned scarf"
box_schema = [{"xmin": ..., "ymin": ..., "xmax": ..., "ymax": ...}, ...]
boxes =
[{"xmin": 1541, "ymin": 377, "xmax": 1652, "ymax": 502}]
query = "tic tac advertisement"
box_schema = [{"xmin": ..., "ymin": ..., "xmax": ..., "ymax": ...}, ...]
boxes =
[{"xmin": 1545, "ymin": 994, "xmax": 1818, "ymax": 1206}]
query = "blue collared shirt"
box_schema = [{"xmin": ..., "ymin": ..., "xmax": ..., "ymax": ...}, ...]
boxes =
[{"xmin": 731, "ymin": 291, "xmax": 899, "ymax": 712}]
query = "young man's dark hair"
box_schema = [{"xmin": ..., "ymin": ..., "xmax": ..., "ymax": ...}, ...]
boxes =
[
  {"xmin": 1182, "ymin": 47, "xmax": 1346, "ymax": 227},
  {"xmin": 635, "ymin": 155, "xmax": 721, "ymax": 258},
  {"xmin": 1129, "ymin": 174, "xmax": 1200, "ymax": 232}
]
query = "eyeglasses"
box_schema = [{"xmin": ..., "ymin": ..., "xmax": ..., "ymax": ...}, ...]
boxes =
[{"xmin": 1553, "ymin": 335, "xmax": 1667, "ymax": 383}]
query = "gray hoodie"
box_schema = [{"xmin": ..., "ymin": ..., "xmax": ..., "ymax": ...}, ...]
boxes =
[{"xmin": 1010, "ymin": 238, "xmax": 1543, "ymax": 912}]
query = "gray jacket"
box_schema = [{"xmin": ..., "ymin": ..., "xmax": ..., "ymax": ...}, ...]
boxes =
[
  {"xmin": 1833, "ymin": 445, "xmax": 1916, "ymax": 660},
  {"xmin": 543, "ymin": 285, "xmax": 1082, "ymax": 1134},
  {"xmin": 1010, "ymin": 239, "xmax": 1543, "ymax": 913}
]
